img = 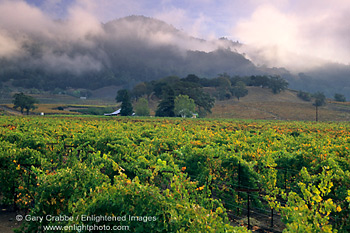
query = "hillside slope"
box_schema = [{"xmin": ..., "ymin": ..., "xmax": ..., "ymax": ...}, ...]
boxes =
[{"xmin": 208, "ymin": 87, "xmax": 350, "ymax": 121}]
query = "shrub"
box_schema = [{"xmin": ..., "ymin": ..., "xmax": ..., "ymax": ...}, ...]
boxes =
[
  {"xmin": 297, "ymin": 90, "xmax": 311, "ymax": 101},
  {"xmin": 334, "ymin": 93, "xmax": 346, "ymax": 102}
]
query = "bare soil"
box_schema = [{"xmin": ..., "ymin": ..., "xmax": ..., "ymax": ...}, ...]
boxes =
[{"xmin": 0, "ymin": 208, "xmax": 23, "ymax": 233}]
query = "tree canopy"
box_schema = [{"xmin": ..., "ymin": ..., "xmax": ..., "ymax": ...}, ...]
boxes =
[
  {"xmin": 174, "ymin": 95, "xmax": 196, "ymax": 118},
  {"xmin": 128, "ymin": 73, "xmax": 290, "ymax": 117},
  {"xmin": 13, "ymin": 93, "xmax": 38, "ymax": 115},
  {"xmin": 334, "ymin": 93, "xmax": 346, "ymax": 102},
  {"xmin": 155, "ymin": 87, "xmax": 175, "ymax": 117},
  {"xmin": 116, "ymin": 89, "xmax": 133, "ymax": 116},
  {"xmin": 313, "ymin": 91, "xmax": 326, "ymax": 121},
  {"xmin": 268, "ymin": 76, "xmax": 289, "ymax": 94},
  {"xmin": 230, "ymin": 81, "xmax": 248, "ymax": 100},
  {"xmin": 134, "ymin": 98, "xmax": 150, "ymax": 116},
  {"xmin": 313, "ymin": 92, "xmax": 326, "ymax": 107},
  {"xmin": 116, "ymin": 89, "xmax": 129, "ymax": 103}
]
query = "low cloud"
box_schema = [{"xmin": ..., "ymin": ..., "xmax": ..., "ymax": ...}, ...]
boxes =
[
  {"xmin": 0, "ymin": 31, "xmax": 20, "ymax": 57},
  {"xmin": 38, "ymin": 52, "xmax": 102, "ymax": 73},
  {"xmin": 154, "ymin": 6, "xmax": 216, "ymax": 40},
  {"xmin": 233, "ymin": 0, "xmax": 350, "ymax": 71},
  {"xmin": 0, "ymin": 0, "xmax": 226, "ymax": 73},
  {"xmin": 0, "ymin": 0, "xmax": 104, "ymax": 73},
  {"xmin": 2, "ymin": 0, "xmax": 349, "ymax": 75}
]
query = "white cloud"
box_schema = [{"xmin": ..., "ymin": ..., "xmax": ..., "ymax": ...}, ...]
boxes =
[
  {"xmin": 235, "ymin": 5, "xmax": 298, "ymax": 48},
  {"xmin": 0, "ymin": 0, "xmax": 105, "ymax": 72},
  {"xmin": 0, "ymin": 30, "xmax": 20, "ymax": 56},
  {"xmin": 65, "ymin": 2, "xmax": 104, "ymax": 42},
  {"xmin": 0, "ymin": 0, "xmax": 53, "ymax": 35},
  {"xmin": 154, "ymin": 7, "xmax": 215, "ymax": 40},
  {"xmin": 232, "ymin": 0, "xmax": 350, "ymax": 71},
  {"xmin": 71, "ymin": 0, "xmax": 143, "ymax": 22}
]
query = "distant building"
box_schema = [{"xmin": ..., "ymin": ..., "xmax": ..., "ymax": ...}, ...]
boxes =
[
  {"xmin": 104, "ymin": 109, "xmax": 121, "ymax": 116},
  {"xmin": 104, "ymin": 109, "xmax": 136, "ymax": 116}
]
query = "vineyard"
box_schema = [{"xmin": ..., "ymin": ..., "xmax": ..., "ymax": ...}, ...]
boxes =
[{"xmin": 1, "ymin": 116, "xmax": 350, "ymax": 232}]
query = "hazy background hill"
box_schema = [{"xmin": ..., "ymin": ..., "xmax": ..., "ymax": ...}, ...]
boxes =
[{"xmin": 0, "ymin": 15, "xmax": 349, "ymax": 99}]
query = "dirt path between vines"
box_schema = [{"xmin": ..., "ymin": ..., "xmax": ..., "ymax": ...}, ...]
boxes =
[{"xmin": 0, "ymin": 209, "xmax": 22, "ymax": 233}]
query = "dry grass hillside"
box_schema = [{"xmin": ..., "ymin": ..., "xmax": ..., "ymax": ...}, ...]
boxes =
[{"xmin": 208, "ymin": 87, "xmax": 350, "ymax": 121}]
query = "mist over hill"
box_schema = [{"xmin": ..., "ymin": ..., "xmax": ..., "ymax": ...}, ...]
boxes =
[{"xmin": 0, "ymin": 15, "xmax": 349, "ymax": 99}]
